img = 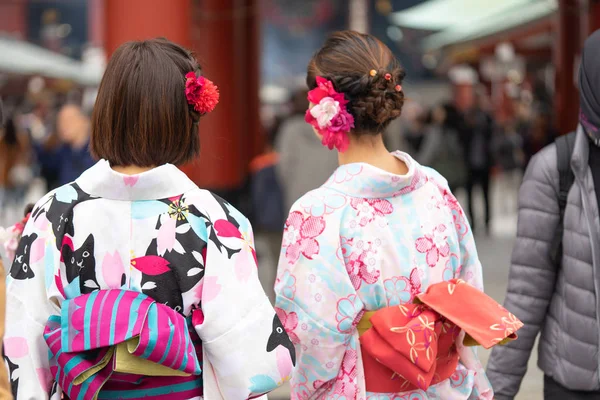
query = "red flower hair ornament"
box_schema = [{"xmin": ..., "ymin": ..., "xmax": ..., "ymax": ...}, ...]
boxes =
[
  {"xmin": 185, "ymin": 72, "xmax": 220, "ymax": 115},
  {"xmin": 305, "ymin": 76, "xmax": 355, "ymax": 152}
]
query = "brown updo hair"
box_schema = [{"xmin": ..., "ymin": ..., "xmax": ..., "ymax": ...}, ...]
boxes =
[{"xmin": 307, "ymin": 30, "xmax": 405, "ymax": 135}]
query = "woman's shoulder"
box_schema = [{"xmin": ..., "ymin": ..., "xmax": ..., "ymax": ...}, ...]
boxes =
[
  {"xmin": 288, "ymin": 186, "xmax": 350, "ymax": 218},
  {"xmin": 183, "ymin": 188, "xmax": 251, "ymax": 225},
  {"xmin": 417, "ymin": 164, "xmax": 449, "ymax": 189}
]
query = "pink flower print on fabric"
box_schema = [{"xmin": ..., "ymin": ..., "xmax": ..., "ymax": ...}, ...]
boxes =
[
  {"xmin": 284, "ymin": 211, "xmax": 326, "ymax": 264},
  {"xmin": 131, "ymin": 255, "xmax": 171, "ymax": 275},
  {"xmin": 275, "ymin": 307, "xmax": 300, "ymax": 344},
  {"xmin": 36, "ymin": 367, "xmax": 53, "ymax": 392},
  {"xmin": 4, "ymin": 337, "xmax": 29, "ymax": 358},
  {"xmin": 443, "ymin": 253, "xmax": 461, "ymax": 281},
  {"xmin": 277, "ymin": 270, "xmax": 297, "ymax": 300},
  {"xmin": 299, "ymin": 192, "xmax": 347, "ymax": 217},
  {"xmin": 102, "ymin": 252, "xmax": 125, "ymax": 289},
  {"xmin": 198, "ymin": 276, "xmax": 221, "ymax": 303},
  {"xmin": 332, "ymin": 349, "xmax": 359, "ymax": 399},
  {"xmin": 276, "ymin": 346, "xmax": 294, "ymax": 385},
  {"xmin": 214, "ymin": 219, "xmax": 257, "ymax": 282},
  {"xmin": 327, "ymin": 163, "xmax": 363, "ymax": 185},
  {"xmin": 335, "ymin": 294, "xmax": 363, "ymax": 333},
  {"xmin": 383, "ymin": 277, "xmax": 412, "ymax": 306},
  {"xmin": 123, "ymin": 175, "xmax": 139, "ymax": 187},
  {"xmin": 393, "ymin": 168, "xmax": 428, "ymax": 197},
  {"xmin": 415, "ymin": 224, "xmax": 450, "ymax": 267},
  {"xmin": 397, "ymin": 267, "xmax": 424, "ymax": 303},
  {"xmin": 341, "ymin": 238, "xmax": 380, "ymax": 289},
  {"xmin": 450, "ymin": 366, "xmax": 469, "ymax": 388},
  {"xmin": 350, "ymin": 198, "xmax": 393, "ymax": 227},
  {"xmin": 293, "ymin": 368, "xmax": 311, "ymax": 400},
  {"xmin": 156, "ymin": 214, "xmax": 190, "ymax": 256},
  {"xmin": 437, "ymin": 185, "xmax": 469, "ymax": 239}
]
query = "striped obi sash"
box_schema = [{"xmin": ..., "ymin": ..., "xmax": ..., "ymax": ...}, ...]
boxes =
[
  {"xmin": 43, "ymin": 290, "xmax": 203, "ymax": 400},
  {"xmin": 359, "ymin": 279, "xmax": 523, "ymax": 393}
]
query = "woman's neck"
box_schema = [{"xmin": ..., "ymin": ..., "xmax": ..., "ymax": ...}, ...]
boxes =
[
  {"xmin": 338, "ymin": 133, "xmax": 408, "ymax": 175},
  {"xmin": 111, "ymin": 165, "xmax": 155, "ymax": 175}
]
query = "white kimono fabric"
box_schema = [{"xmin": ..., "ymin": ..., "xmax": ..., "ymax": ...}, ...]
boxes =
[{"xmin": 4, "ymin": 160, "xmax": 293, "ymax": 399}]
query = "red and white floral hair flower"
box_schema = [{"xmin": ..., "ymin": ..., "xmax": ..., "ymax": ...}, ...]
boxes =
[{"xmin": 305, "ymin": 76, "xmax": 355, "ymax": 152}]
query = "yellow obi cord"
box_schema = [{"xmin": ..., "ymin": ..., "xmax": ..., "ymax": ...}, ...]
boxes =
[{"xmin": 357, "ymin": 311, "xmax": 376, "ymax": 337}]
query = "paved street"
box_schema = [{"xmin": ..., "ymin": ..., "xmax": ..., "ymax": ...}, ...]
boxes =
[{"xmin": 262, "ymin": 179, "xmax": 544, "ymax": 399}]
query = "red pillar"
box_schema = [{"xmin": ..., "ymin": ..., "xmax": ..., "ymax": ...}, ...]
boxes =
[
  {"xmin": 88, "ymin": 0, "xmax": 105, "ymax": 48},
  {"xmin": 103, "ymin": 0, "xmax": 261, "ymax": 192},
  {"xmin": 589, "ymin": 0, "xmax": 600, "ymax": 33},
  {"xmin": 187, "ymin": 0, "xmax": 261, "ymax": 191},
  {"xmin": 554, "ymin": 0, "xmax": 580, "ymax": 135},
  {"xmin": 0, "ymin": 0, "xmax": 26, "ymax": 39},
  {"xmin": 104, "ymin": 0, "xmax": 191, "ymax": 57}
]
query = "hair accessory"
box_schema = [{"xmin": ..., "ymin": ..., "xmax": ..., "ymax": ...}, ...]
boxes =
[
  {"xmin": 305, "ymin": 76, "xmax": 355, "ymax": 152},
  {"xmin": 385, "ymin": 73, "xmax": 392, "ymax": 81},
  {"xmin": 185, "ymin": 72, "xmax": 220, "ymax": 115},
  {"xmin": 395, "ymin": 84, "xmax": 402, "ymax": 92},
  {"xmin": 369, "ymin": 69, "xmax": 377, "ymax": 77}
]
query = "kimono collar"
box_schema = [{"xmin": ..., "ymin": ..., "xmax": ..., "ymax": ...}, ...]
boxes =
[
  {"xmin": 76, "ymin": 160, "xmax": 198, "ymax": 201},
  {"xmin": 323, "ymin": 151, "xmax": 427, "ymax": 198}
]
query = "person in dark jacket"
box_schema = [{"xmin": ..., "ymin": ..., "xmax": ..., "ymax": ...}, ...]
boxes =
[
  {"xmin": 35, "ymin": 104, "xmax": 95, "ymax": 188},
  {"xmin": 487, "ymin": 29, "xmax": 600, "ymax": 400},
  {"xmin": 462, "ymin": 93, "xmax": 494, "ymax": 234}
]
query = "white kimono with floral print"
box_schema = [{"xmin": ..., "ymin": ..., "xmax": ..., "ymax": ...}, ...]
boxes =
[
  {"xmin": 4, "ymin": 160, "xmax": 293, "ymax": 400},
  {"xmin": 275, "ymin": 152, "xmax": 493, "ymax": 400}
]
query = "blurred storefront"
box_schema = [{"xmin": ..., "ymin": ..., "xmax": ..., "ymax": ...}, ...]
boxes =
[
  {"xmin": 390, "ymin": 0, "xmax": 600, "ymax": 134},
  {"xmin": 2, "ymin": 0, "xmax": 598, "ymax": 195}
]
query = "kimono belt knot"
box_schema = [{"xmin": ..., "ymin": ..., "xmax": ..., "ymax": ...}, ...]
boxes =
[
  {"xmin": 359, "ymin": 279, "xmax": 523, "ymax": 393},
  {"xmin": 43, "ymin": 289, "xmax": 202, "ymax": 400}
]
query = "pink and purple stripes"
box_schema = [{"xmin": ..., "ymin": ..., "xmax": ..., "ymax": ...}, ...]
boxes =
[{"xmin": 44, "ymin": 289, "xmax": 202, "ymax": 400}]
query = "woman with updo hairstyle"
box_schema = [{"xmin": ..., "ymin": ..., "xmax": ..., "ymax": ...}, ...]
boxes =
[
  {"xmin": 5, "ymin": 38, "xmax": 292, "ymax": 399},
  {"xmin": 275, "ymin": 31, "xmax": 514, "ymax": 399}
]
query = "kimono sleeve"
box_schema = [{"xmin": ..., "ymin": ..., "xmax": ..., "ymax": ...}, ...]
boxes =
[
  {"xmin": 275, "ymin": 201, "xmax": 363, "ymax": 399},
  {"xmin": 193, "ymin": 202, "xmax": 294, "ymax": 399},
  {"xmin": 447, "ymin": 190, "xmax": 494, "ymax": 400},
  {"xmin": 5, "ymin": 196, "xmax": 61, "ymax": 400}
]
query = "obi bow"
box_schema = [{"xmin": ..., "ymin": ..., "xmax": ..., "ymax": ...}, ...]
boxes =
[
  {"xmin": 44, "ymin": 290, "xmax": 202, "ymax": 400},
  {"xmin": 359, "ymin": 279, "xmax": 523, "ymax": 393}
]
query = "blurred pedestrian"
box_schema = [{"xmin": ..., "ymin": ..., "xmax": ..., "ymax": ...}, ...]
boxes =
[
  {"xmin": 0, "ymin": 97, "xmax": 13, "ymax": 399},
  {"xmin": 492, "ymin": 121, "xmax": 524, "ymax": 215},
  {"xmin": 0, "ymin": 115, "xmax": 31, "ymax": 225},
  {"xmin": 463, "ymin": 92, "xmax": 494, "ymax": 234},
  {"xmin": 275, "ymin": 89, "xmax": 338, "ymax": 212},
  {"xmin": 523, "ymin": 107, "xmax": 555, "ymax": 168},
  {"xmin": 35, "ymin": 104, "xmax": 95, "ymax": 188},
  {"xmin": 487, "ymin": 29, "xmax": 600, "ymax": 400},
  {"xmin": 249, "ymin": 125, "xmax": 286, "ymax": 303},
  {"xmin": 5, "ymin": 38, "xmax": 292, "ymax": 399},
  {"xmin": 418, "ymin": 103, "xmax": 467, "ymax": 192},
  {"xmin": 275, "ymin": 30, "xmax": 519, "ymax": 400}
]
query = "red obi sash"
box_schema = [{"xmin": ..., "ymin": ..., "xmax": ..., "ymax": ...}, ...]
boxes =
[{"xmin": 359, "ymin": 279, "xmax": 523, "ymax": 393}]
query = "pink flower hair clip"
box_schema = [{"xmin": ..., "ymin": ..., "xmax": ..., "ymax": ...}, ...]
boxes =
[
  {"xmin": 304, "ymin": 76, "xmax": 355, "ymax": 152},
  {"xmin": 185, "ymin": 72, "xmax": 220, "ymax": 115}
]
